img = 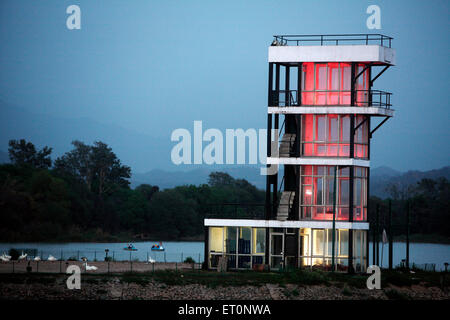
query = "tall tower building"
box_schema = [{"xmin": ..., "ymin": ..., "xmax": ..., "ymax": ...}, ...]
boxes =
[{"xmin": 204, "ymin": 34, "xmax": 395, "ymax": 273}]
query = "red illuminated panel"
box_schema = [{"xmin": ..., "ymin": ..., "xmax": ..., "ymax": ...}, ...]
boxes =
[
  {"xmin": 301, "ymin": 63, "xmax": 315, "ymax": 105},
  {"xmin": 300, "ymin": 62, "xmax": 369, "ymax": 106},
  {"xmin": 301, "ymin": 114, "xmax": 351, "ymax": 157}
]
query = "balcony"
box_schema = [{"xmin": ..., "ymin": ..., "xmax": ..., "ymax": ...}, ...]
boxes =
[
  {"xmin": 269, "ymin": 34, "xmax": 395, "ymax": 66},
  {"xmin": 270, "ymin": 89, "xmax": 392, "ymax": 109}
]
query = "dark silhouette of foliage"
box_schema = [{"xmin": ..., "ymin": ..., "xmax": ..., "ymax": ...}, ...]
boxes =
[
  {"xmin": 8, "ymin": 139, "xmax": 52, "ymax": 169},
  {"xmin": 1, "ymin": 139, "xmax": 448, "ymax": 242}
]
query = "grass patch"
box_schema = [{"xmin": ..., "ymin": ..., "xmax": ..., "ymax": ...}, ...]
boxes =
[
  {"xmin": 384, "ymin": 288, "xmax": 410, "ymax": 300},
  {"xmin": 342, "ymin": 286, "xmax": 352, "ymax": 296}
]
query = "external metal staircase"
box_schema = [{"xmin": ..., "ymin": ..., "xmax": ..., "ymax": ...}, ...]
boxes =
[
  {"xmin": 276, "ymin": 191, "xmax": 295, "ymax": 221},
  {"xmin": 279, "ymin": 133, "xmax": 296, "ymax": 157}
]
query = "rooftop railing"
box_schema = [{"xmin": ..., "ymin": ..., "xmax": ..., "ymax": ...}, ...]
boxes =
[
  {"xmin": 205, "ymin": 203, "xmax": 265, "ymax": 219},
  {"xmin": 272, "ymin": 34, "xmax": 393, "ymax": 48}
]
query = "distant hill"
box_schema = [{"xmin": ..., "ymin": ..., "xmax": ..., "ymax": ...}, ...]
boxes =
[
  {"xmin": 371, "ymin": 166, "xmax": 450, "ymax": 198},
  {"xmin": 132, "ymin": 165, "xmax": 272, "ymax": 190},
  {"xmin": 371, "ymin": 166, "xmax": 402, "ymax": 178},
  {"xmin": 132, "ymin": 165, "xmax": 450, "ymax": 199}
]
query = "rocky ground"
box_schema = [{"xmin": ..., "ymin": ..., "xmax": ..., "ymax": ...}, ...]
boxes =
[{"xmin": 0, "ymin": 274, "xmax": 448, "ymax": 300}]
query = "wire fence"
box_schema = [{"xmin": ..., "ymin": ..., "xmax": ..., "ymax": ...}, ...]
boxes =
[
  {"xmin": 1, "ymin": 249, "xmax": 203, "ymax": 263},
  {"xmin": 0, "ymin": 260, "xmax": 203, "ymax": 274},
  {"xmin": 0, "ymin": 249, "xmax": 204, "ymax": 273}
]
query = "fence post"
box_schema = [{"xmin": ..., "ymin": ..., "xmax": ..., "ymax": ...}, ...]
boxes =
[
  {"xmin": 61, "ymin": 250, "xmax": 63, "ymax": 261},
  {"xmin": 164, "ymin": 252, "xmax": 166, "ymax": 263},
  {"xmin": 130, "ymin": 261, "xmax": 133, "ymax": 273},
  {"xmin": 94, "ymin": 251, "xmax": 97, "ymax": 261},
  {"xmin": 112, "ymin": 251, "xmax": 115, "ymax": 261}
]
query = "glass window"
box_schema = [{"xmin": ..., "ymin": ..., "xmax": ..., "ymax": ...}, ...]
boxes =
[
  {"xmin": 326, "ymin": 229, "xmax": 334, "ymax": 256},
  {"xmin": 316, "ymin": 115, "xmax": 326, "ymax": 141},
  {"xmin": 209, "ymin": 227, "xmax": 224, "ymax": 253},
  {"xmin": 299, "ymin": 62, "xmax": 370, "ymax": 106},
  {"xmin": 353, "ymin": 167, "xmax": 368, "ymax": 221},
  {"xmin": 238, "ymin": 227, "xmax": 251, "ymax": 254},
  {"xmin": 225, "ymin": 227, "xmax": 237, "ymax": 254},
  {"xmin": 316, "ymin": 64, "xmax": 327, "ymax": 90},
  {"xmin": 328, "ymin": 115, "xmax": 339, "ymax": 142},
  {"xmin": 302, "ymin": 114, "xmax": 352, "ymax": 158},
  {"xmin": 313, "ymin": 230, "xmax": 324, "ymax": 256},
  {"xmin": 301, "ymin": 165, "xmax": 351, "ymax": 221},
  {"xmin": 339, "ymin": 229, "xmax": 349, "ymax": 257},
  {"xmin": 253, "ymin": 228, "xmax": 265, "ymax": 254}
]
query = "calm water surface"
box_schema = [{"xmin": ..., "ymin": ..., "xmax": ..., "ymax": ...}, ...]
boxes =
[{"xmin": 0, "ymin": 241, "xmax": 449, "ymax": 270}]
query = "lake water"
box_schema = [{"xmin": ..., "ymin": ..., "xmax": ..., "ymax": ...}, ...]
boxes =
[
  {"xmin": 0, "ymin": 241, "xmax": 204, "ymax": 264},
  {"xmin": 1, "ymin": 241, "xmax": 449, "ymax": 270},
  {"xmin": 368, "ymin": 242, "xmax": 450, "ymax": 271}
]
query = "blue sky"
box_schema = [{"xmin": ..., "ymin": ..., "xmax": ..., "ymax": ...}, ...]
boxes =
[{"xmin": 0, "ymin": 0, "xmax": 449, "ymax": 172}]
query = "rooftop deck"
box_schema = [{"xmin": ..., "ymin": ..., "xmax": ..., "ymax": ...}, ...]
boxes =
[{"xmin": 272, "ymin": 34, "xmax": 393, "ymax": 48}]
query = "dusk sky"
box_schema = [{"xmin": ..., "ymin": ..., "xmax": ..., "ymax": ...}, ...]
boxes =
[{"xmin": 0, "ymin": 0, "xmax": 449, "ymax": 172}]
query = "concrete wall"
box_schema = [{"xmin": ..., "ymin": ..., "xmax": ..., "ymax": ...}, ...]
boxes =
[{"xmin": 268, "ymin": 45, "xmax": 396, "ymax": 65}]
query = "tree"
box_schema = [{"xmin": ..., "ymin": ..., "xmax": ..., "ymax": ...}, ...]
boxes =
[
  {"xmin": 54, "ymin": 140, "xmax": 94, "ymax": 190},
  {"xmin": 208, "ymin": 172, "xmax": 235, "ymax": 187},
  {"xmin": 54, "ymin": 140, "xmax": 131, "ymax": 196},
  {"xmin": 8, "ymin": 139, "xmax": 52, "ymax": 169},
  {"xmin": 135, "ymin": 184, "xmax": 159, "ymax": 201}
]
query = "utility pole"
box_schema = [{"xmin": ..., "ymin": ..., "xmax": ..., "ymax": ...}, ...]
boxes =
[
  {"xmin": 376, "ymin": 204, "xmax": 380, "ymax": 266},
  {"xmin": 331, "ymin": 165, "xmax": 337, "ymax": 272},
  {"xmin": 388, "ymin": 199, "xmax": 393, "ymax": 270},
  {"xmin": 406, "ymin": 200, "xmax": 410, "ymax": 269}
]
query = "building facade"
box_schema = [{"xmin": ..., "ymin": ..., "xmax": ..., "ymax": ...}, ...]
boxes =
[{"xmin": 204, "ymin": 34, "xmax": 395, "ymax": 273}]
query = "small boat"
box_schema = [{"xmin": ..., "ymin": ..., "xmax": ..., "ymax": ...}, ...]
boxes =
[
  {"xmin": 123, "ymin": 244, "xmax": 138, "ymax": 251},
  {"xmin": 151, "ymin": 242, "xmax": 165, "ymax": 251}
]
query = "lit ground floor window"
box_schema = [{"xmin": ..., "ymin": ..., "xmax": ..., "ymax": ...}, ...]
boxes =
[
  {"xmin": 208, "ymin": 226, "xmax": 265, "ymax": 269},
  {"xmin": 300, "ymin": 228, "xmax": 367, "ymax": 272},
  {"xmin": 207, "ymin": 227, "xmax": 367, "ymax": 272}
]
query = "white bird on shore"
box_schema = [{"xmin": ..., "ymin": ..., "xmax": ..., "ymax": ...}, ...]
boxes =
[
  {"xmin": 19, "ymin": 252, "xmax": 27, "ymax": 261},
  {"xmin": 147, "ymin": 257, "xmax": 156, "ymax": 264},
  {"xmin": 34, "ymin": 256, "xmax": 41, "ymax": 261},
  {"xmin": 2, "ymin": 252, "xmax": 11, "ymax": 260},
  {"xmin": 47, "ymin": 255, "xmax": 57, "ymax": 261},
  {"xmin": 84, "ymin": 261, "xmax": 98, "ymax": 271},
  {"xmin": 0, "ymin": 254, "xmax": 10, "ymax": 262}
]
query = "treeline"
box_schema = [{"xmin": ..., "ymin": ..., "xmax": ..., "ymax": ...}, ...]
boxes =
[
  {"xmin": 0, "ymin": 139, "xmax": 448, "ymax": 242},
  {"xmin": 0, "ymin": 139, "xmax": 264, "ymax": 242}
]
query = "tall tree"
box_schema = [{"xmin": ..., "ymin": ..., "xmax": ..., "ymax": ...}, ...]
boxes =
[
  {"xmin": 8, "ymin": 139, "xmax": 52, "ymax": 169},
  {"xmin": 54, "ymin": 140, "xmax": 131, "ymax": 196}
]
